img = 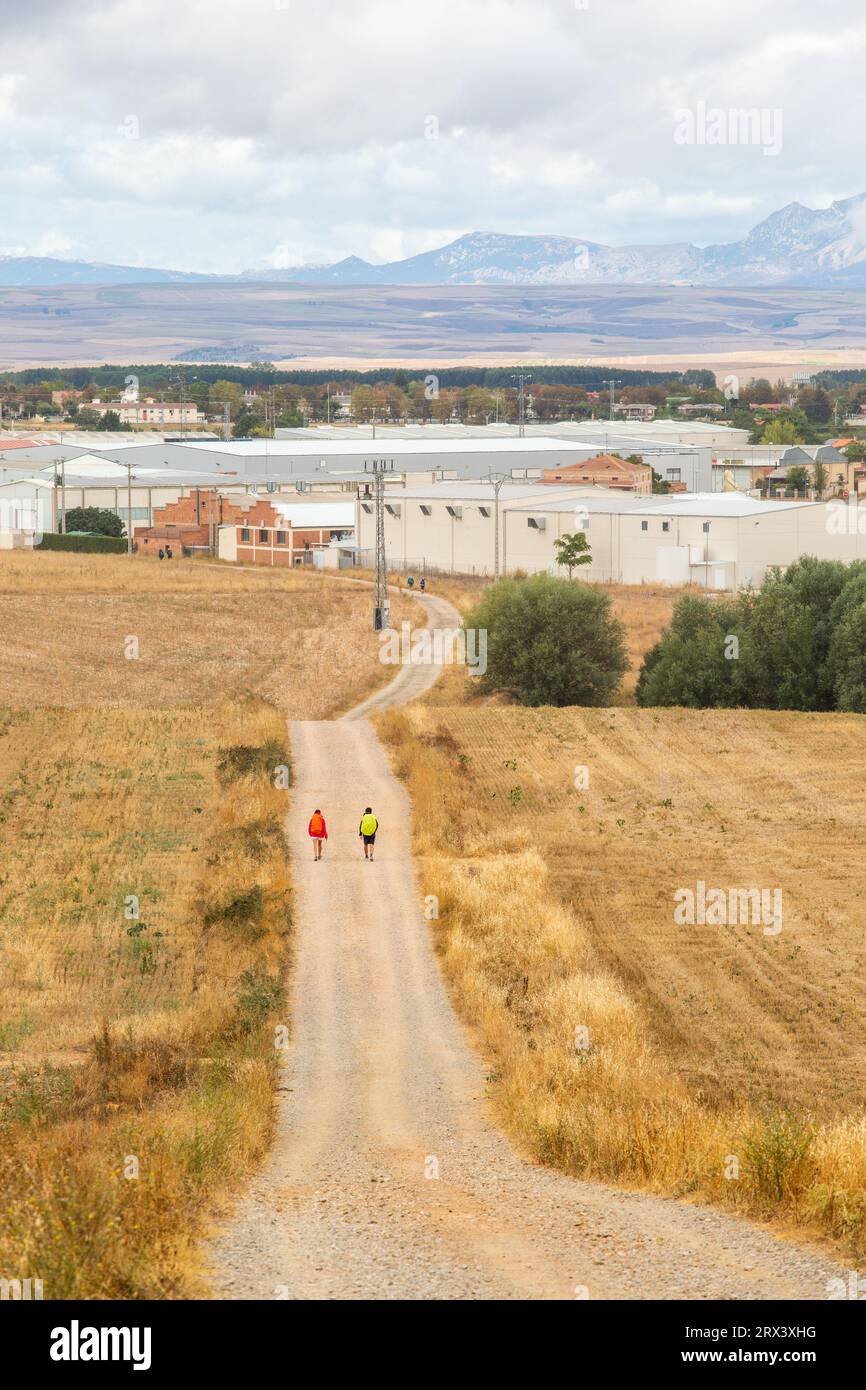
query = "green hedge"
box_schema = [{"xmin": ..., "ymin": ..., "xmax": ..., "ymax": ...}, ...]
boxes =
[{"xmin": 37, "ymin": 533, "xmax": 128, "ymax": 554}]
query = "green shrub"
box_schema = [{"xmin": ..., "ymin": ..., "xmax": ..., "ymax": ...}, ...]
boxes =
[
  {"xmin": 828, "ymin": 601, "xmax": 866, "ymax": 712},
  {"xmin": 62, "ymin": 507, "xmax": 125, "ymax": 538},
  {"xmin": 464, "ymin": 573, "xmax": 627, "ymax": 707},
  {"xmin": 743, "ymin": 1112, "xmax": 816, "ymax": 1205},
  {"xmin": 38, "ymin": 533, "xmax": 127, "ymax": 554},
  {"xmin": 637, "ymin": 555, "xmax": 866, "ymax": 712}
]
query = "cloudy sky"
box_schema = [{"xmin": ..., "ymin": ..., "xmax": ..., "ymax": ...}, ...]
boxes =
[{"xmin": 1, "ymin": 0, "xmax": 864, "ymax": 272}]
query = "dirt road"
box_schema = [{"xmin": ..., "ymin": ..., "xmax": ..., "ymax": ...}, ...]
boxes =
[{"xmin": 209, "ymin": 591, "xmax": 844, "ymax": 1300}]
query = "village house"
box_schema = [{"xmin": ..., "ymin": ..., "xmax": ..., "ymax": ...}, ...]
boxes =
[{"xmin": 540, "ymin": 452, "xmax": 653, "ymax": 494}]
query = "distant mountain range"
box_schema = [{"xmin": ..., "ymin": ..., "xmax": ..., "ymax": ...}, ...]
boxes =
[{"xmin": 5, "ymin": 195, "xmax": 866, "ymax": 288}]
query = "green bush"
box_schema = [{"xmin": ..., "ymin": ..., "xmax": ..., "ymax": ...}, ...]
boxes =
[
  {"xmin": 637, "ymin": 555, "xmax": 866, "ymax": 712},
  {"xmin": 828, "ymin": 601, "xmax": 866, "ymax": 712},
  {"xmin": 464, "ymin": 573, "xmax": 628, "ymax": 707},
  {"xmin": 62, "ymin": 507, "xmax": 125, "ymax": 537},
  {"xmin": 635, "ymin": 593, "xmax": 745, "ymax": 708},
  {"xmin": 38, "ymin": 533, "xmax": 127, "ymax": 554}
]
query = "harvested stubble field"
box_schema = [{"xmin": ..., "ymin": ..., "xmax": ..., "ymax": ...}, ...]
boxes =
[
  {"xmin": 380, "ymin": 702, "xmax": 866, "ymax": 1256},
  {"xmin": 0, "ymin": 551, "xmax": 413, "ymax": 713},
  {"xmin": 0, "ymin": 549, "xmax": 407, "ymax": 1296}
]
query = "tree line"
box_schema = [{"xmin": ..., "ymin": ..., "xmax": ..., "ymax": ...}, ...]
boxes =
[{"xmin": 636, "ymin": 557, "xmax": 866, "ymax": 713}]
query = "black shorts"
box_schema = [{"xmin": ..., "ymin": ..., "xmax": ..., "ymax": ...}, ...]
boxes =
[{"xmin": 362, "ymin": 833, "xmax": 376, "ymax": 845}]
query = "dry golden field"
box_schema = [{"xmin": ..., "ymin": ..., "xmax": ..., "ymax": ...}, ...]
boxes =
[
  {"xmin": 0, "ymin": 699, "xmax": 292, "ymax": 1296},
  {"xmin": 0, "ymin": 552, "xmax": 413, "ymax": 714},
  {"xmin": 0, "ymin": 549, "xmax": 408, "ymax": 1296},
  {"xmin": 380, "ymin": 702, "xmax": 866, "ymax": 1255}
]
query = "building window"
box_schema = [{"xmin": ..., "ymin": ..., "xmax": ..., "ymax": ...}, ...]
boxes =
[
  {"xmin": 666, "ymin": 468, "xmax": 681, "ymax": 482},
  {"xmin": 276, "ymin": 531, "xmax": 286, "ymax": 544},
  {"xmin": 702, "ymin": 521, "xmax": 710, "ymax": 532},
  {"xmin": 240, "ymin": 527, "xmax": 251, "ymax": 542},
  {"xmin": 259, "ymin": 529, "xmax": 268, "ymax": 543},
  {"xmin": 641, "ymin": 520, "xmax": 649, "ymax": 531},
  {"xmin": 662, "ymin": 521, "xmax": 670, "ymax": 532}
]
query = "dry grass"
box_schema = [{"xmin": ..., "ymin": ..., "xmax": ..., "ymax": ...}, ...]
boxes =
[
  {"xmin": 379, "ymin": 703, "xmax": 866, "ymax": 1256},
  {"xmin": 0, "ymin": 700, "xmax": 292, "ymax": 1296},
  {"xmin": 0, "ymin": 549, "xmax": 411, "ymax": 1297},
  {"xmin": 0, "ymin": 551, "xmax": 413, "ymax": 714}
]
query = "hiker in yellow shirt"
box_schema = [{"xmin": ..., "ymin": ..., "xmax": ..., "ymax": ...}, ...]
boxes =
[{"xmin": 358, "ymin": 807, "xmax": 379, "ymax": 861}]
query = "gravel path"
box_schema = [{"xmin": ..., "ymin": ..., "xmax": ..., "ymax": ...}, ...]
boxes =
[{"xmin": 208, "ymin": 590, "xmax": 845, "ymax": 1300}]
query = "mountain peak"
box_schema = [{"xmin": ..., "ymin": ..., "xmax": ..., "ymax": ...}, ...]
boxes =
[{"xmin": 2, "ymin": 195, "xmax": 865, "ymax": 288}]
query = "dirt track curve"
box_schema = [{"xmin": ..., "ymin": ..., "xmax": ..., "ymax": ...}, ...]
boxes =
[{"xmin": 209, "ymin": 588, "xmax": 844, "ymax": 1300}]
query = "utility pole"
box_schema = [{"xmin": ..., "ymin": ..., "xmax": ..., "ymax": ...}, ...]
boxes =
[
  {"xmin": 489, "ymin": 471, "xmax": 509, "ymax": 579},
  {"xmin": 59, "ymin": 457, "xmax": 66, "ymax": 533},
  {"xmin": 126, "ymin": 459, "xmax": 133, "ymax": 555},
  {"xmin": 602, "ymin": 378, "xmax": 621, "ymax": 422},
  {"xmin": 364, "ymin": 457, "xmax": 394, "ymax": 630},
  {"xmin": 327, "ymin": 383, "xmax": 331, "ymax": 425},
  {"xmin": 223, "ymin": 401, "xmax": 230, "ymax": 441}
]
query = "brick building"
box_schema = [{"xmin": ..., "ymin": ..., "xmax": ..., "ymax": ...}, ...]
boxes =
[
  {"xmin": 136, "ymin": 491, "xmax": 244, "ymax": 555},
  {"xmin": 229, "ymin": 498, "xmax": 354, "ymax": 566},
  {"xmin": 136, "ymin": 489, "xmax": 354, "ymax": 564},
  {"xmin": 540, "ymin": 453, "xmax": 652, "ymax": 495}
]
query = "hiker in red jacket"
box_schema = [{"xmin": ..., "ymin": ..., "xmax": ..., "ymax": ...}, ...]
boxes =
[{"xmin": 308, "ymin": 808, "xmax": 328, "ymax": 860}]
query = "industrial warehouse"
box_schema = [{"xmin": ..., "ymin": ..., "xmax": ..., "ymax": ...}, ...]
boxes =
[
  {"xmin": 354, "ymin": 483, "xmax": 866, "ymax": 587},
  {"xmin": 1, "ymin": 424, "xmax": 864, "ymax": 585}
]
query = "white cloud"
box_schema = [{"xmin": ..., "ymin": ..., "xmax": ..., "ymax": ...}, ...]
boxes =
[{"xmin": 0, "ymin": 0, "xmax": 863, "ymax": 269}]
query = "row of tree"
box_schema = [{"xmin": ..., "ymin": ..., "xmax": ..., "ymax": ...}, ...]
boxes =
[{"xmin": 636, "ymin": 557, "xmax": 866, "ymax": 713}]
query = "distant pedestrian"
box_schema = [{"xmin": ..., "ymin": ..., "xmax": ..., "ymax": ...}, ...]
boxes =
[
  {"xmin": 308, "ymin": 808, "xmax": 328, "ymax": 860},
  {"xmin": 419, "ymin": 576, "xmax": 426, "ymax": 592},
  {"xmin": 407, "ymin": 574, "xmax": 415, "ymax": 589},
  {"xmin": 359, "ymin": 806, "xmax": 378, "ymax": 861},
  {"xmin": 166, "ymin": 544, "xmax": 173, "ymax": 559},
  {"xmin": 158, "ymin": 548, "xmax": 165, "ymax": 561}
]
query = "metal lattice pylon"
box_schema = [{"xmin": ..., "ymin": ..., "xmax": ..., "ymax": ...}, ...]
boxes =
[{"xmin": 366, "ymin": 457, "xmax": 393, "ymax": 629}]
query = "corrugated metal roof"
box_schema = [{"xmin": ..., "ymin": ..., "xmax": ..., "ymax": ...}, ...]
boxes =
[
  {"xmin": 508, "ymin": 491, "xmax": 820, "ymax": 518},
  {"xmin": 180, "ymin": 436, "xmax": 580, "ymax": 457}
]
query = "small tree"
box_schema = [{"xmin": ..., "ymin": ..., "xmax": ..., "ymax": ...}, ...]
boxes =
[
  {"xmin": 63, "ymin": 506, "xmax": 125, "ymax": 537},
  {"xmin": 464, "ymin": 574, "xmax": 627, "ymax": 706},
  {"xmin": 785, "ymin": 464, "xmax": 809, "ymax": 497},
  {"xmin": 553, "ymin": 531, "xmax": 592, "ymax": 578}
]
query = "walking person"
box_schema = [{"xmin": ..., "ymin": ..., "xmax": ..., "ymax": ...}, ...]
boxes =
[
  {"xmin": 308, "ymin": 808, "xmax": 328, "ymax": 860},
  {"xmin": 158, "ymin": 548, "xmax": 165, "ymax": 561},
  {"xmin": 358, "ymin": 806, "xmax": 378, "ymax": 861}
]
